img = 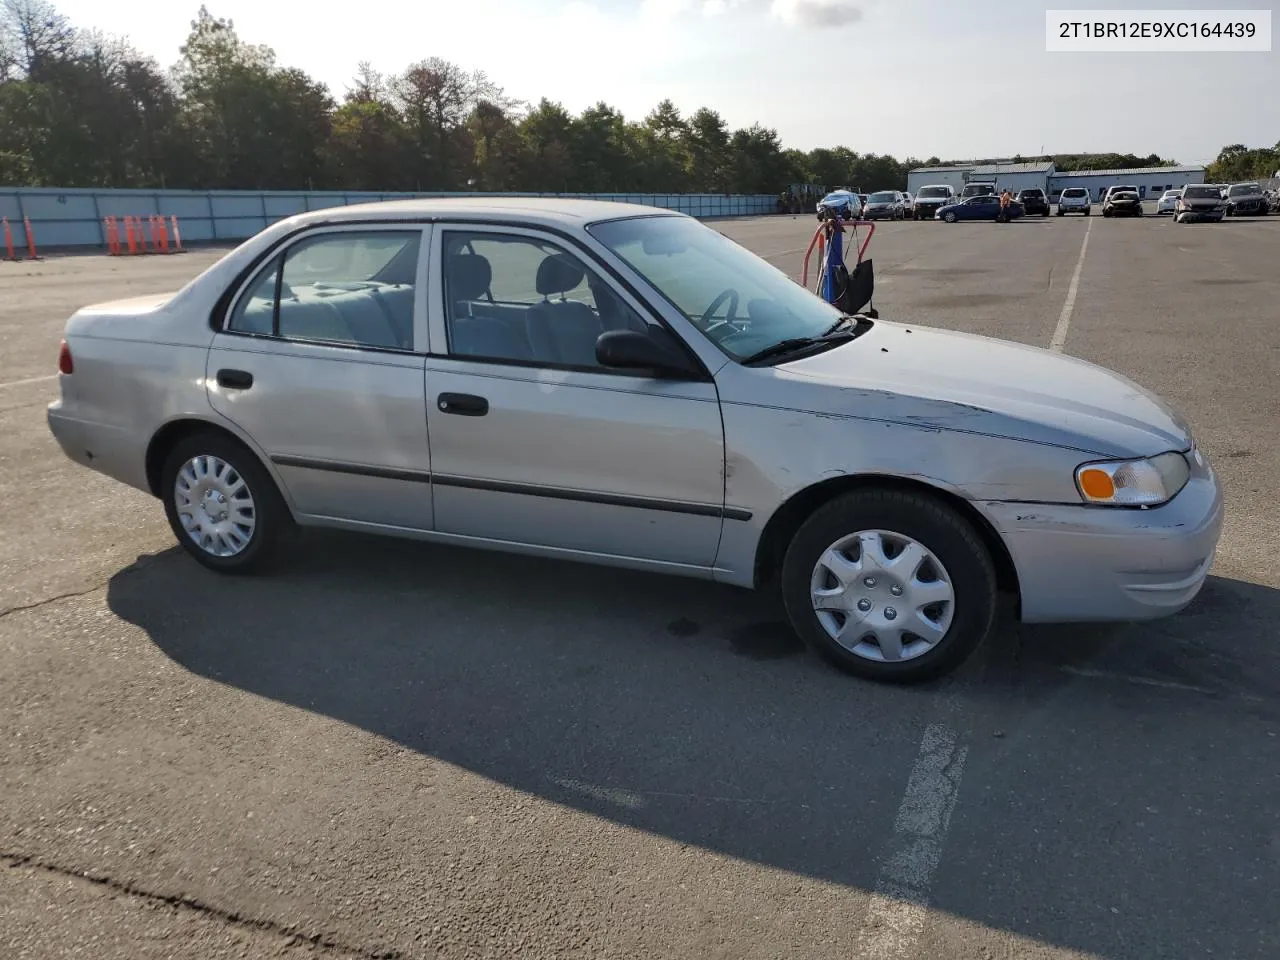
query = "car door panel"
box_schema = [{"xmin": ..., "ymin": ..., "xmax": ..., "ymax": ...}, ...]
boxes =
[
  {"xmin": 424, "ymin": 224, "xmax": 726, "ymax": 568},
  {"xmin": 426, "ymin": 363, "xmax": 724, "ymax": 565},
  {"xmin": 205, "ymin": 224, "xmax": 435, "ymax": 530},
  {"xmin": 208, "ymin": 342, "xmax": 432, "ymax": 528}
]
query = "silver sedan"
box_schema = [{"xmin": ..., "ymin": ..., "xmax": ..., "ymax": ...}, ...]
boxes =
[{"xmin": 47, "ymin": 198, "xmax": 1224, "ymax": 683}]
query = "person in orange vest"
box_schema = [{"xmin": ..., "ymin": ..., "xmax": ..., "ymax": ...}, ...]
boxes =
[{"xmin": 998, "ymin": 187, "xmax": 1014, "ymax": 223}]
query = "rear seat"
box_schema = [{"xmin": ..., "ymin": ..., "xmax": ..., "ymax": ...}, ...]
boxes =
[{"xmin": 275, "ymin": 284, "xmax": 413, "ymax": 350}]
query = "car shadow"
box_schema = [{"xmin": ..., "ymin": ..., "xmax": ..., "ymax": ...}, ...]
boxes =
[{"xmin": 106, "ymin": 532, "xmax": 1280, "ymax": 959}]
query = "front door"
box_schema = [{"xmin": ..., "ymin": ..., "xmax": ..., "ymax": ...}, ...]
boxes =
[
  {"xmin": 206, "ymin": 224, "xmax": 436, "ymax": 530},
  {"xmin": 422, "ymin": 224, "xmax": 726, "ymax": 569}
]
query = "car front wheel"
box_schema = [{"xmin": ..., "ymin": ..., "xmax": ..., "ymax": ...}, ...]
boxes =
[
  {"xmin": 780, "ymin": 488, "xmax": 998, "ymax": 683},
  {"xmin": 160, "ymin": 430, "xmax": 292, "ymax": 574},
  {"xmin": 943, "ymin": 211, "xmax": 957, "ymax": 222}
]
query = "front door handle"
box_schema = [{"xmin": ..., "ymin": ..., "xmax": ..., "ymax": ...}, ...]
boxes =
[
  {"xmin": 217, "ymin": 369, "xmax": 254, "ymax": 390},
  {"xmin": 437, "ymin": 393, "xmax": 488, "ymax": 417}
]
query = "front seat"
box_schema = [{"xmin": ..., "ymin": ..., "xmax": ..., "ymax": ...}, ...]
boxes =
[
  {"xmin": 526, "ymin": 254, "xmax": 604, "ymax": 366},
  {"xmin": 446, "ymin": 252, "xmax": 531, "ymax": 360}
]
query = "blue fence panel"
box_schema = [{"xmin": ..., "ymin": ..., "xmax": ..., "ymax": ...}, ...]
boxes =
[{"xmin": 0, "ymin": 187, "xmax": 779, "ymax": 249}]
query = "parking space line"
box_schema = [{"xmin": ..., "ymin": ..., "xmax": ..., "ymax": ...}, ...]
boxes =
[
  {"xmin": 0, "ymin": 374, "xmax": 56, "ymax": 390},
  {"xmin": 1049, "ymin": 218, "xmax": 1093, "ymax": 353},
  {"xmin": 854, "ymin": 723, "xmax": 967, "ymax": 958}
]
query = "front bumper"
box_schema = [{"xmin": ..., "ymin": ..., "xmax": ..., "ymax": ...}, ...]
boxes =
[
  {"xmin": 1178, "ymin": 207, "xmax": 1224, "ymax": 222},
  {"xmin": 863, "ymin": 207, "xmax": 898, "ymax": 220},
  {"xmin": 914, "ymin": 203, "xmax": 945, "ymax": 218},
  {"xmin": 1228, "ymin": 199, "xmax": 1268, "ymax": 215},
  {"xmin": 983, "ymin": 452, "xmax": 1224, "ymax": 623}
]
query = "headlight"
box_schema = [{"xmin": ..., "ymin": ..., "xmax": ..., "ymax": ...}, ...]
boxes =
[{"xmin": 1075, "ymin": 451, "xmax": 1190, "ymax": 507}]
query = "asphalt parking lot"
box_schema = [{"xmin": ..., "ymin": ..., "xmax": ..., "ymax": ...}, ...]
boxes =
[{"xmin": 3, "ymin": 210, "xmax": 1279, "ymax": 960}]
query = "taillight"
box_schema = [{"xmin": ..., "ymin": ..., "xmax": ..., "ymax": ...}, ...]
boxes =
[{"xmin": 58, "ymin": 339, "xmax": 73, "ymax": 375}]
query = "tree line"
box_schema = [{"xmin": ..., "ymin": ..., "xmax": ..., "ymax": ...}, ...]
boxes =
[{"xmin": 0, "ymin": 0, "xmax": 1268, "ymax": 196}]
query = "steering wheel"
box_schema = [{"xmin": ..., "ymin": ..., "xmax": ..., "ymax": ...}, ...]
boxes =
[{"xmin": 700, "ymin": 288, "xmax": 740, "ymax": 333}]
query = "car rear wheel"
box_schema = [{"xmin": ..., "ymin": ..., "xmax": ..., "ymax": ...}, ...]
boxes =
[
  {"xmin": 160, "ymin": 431, "xmax": 292, "ymax": 574},
  {"xmin": 780, "ymin": 488, "xmax": 998, "ymax": 683}
]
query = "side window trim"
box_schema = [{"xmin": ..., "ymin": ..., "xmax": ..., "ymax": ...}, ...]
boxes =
[{"xmin": 222, "ymin": 223, "xmax": 431, "ymax": 355}]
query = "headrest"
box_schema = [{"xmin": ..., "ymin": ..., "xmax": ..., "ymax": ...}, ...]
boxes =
[
  {"xmin": 536, "ymin": 253, "xmax": 585, "ymax": 297},
  {"xmin": 447, "ymin": 253, "xmax": 491, "ymax": 301}
]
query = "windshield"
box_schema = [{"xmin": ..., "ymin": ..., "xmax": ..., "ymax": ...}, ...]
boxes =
[
  {"xmin": 1229, "ymin": 184, "xmax": 1259, "ymax": 196},
  {"xmin": 1183, "ymin": 186, "xmax": 1221, "ymax": 199},
  {"xmin": 589, "ymin": 215, "xmax": 847, "ymax": 363},
  {"xmin": 868, "ymin": 191, "xmax": 897, "ymax": 203},
  {"xmin": 820, "ymin": 191, "xmax": 854, "ymax": 205},
  {"xmin": 1112, "ymin": 192, "xmax": 1138, "ymax": 200},
  {"xmin": 917, "ymin": 187, "xmax": 950, "ymax": 198},
  {"xmin": 1062, "ymin": 188, "xmax": 1087, "ymax": 197},
  {"xmin": 1019, "ymin": 189, "xmax": 1044, "ymax": 197}
]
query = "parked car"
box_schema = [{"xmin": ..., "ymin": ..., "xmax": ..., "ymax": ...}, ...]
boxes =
[
  {"xmin": 1016, "ymin": 188, "xmax": 1050, "ymax": 216},
  {"xmin": 1156, "ymin": 189, "xmax": 1182, "ymax": 215},
  {"xmin": 897, "ymin": 191, "xmax": 915, "ymax": 218},
  {"xmin": 1102, "ymin": 190, "xmax": 1143, "ymax": 217},
  {"xmin": 862, "ymin": 190, "xmax": 906, "ymax": 220},
  {"xmin": 913, "ymin": 184, "xmax": 956, "ymax": 220},
  {"xmin": 1224, "ymin": 182, "xmax": 1269, "ymax": 216},
  {"xmin": 936, "ymin": 194, "xmax": 1024, "ymax": 222},
  {"xmin": 817, "ymin": 190, "xmax": 862, "ymax": 220},
  {"xmin": 46, "ymin": 197, "xmax": 1223, "ymax": 684},
  {"xmin": 1174, "ymin": 184, "xmax": 1227, "ymax": 223},
  {"xmin": 1056, "ymin": 187, "xmax": 1091, "ymax": 216},
  {"xmin": 959, "ymin": 181, "xmax": 998, "ymax": 200},
  {"xmin": 1102, "ymin": 185, "xmax": 1140, "ymax": 206}
]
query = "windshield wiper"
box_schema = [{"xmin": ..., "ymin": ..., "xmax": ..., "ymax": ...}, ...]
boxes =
[{"xmin": 740, "ymin": 327, "xmax": 859, "ymax": 366}]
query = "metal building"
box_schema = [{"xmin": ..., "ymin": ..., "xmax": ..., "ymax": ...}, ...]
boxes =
[
  {"xmin": 965, "ymin": 161, "xmax": 1056, "ymax": 194},
  {"xmin": 909, "ymin": 161, "xmax": 1210, "ymax": 203},
  {"xmin": 906, "ymin": 164, "xmax": 978, "ymax": 195},
  {"xmin": 1046, "ymin": 166, "xmax": 1206, "ymax": 202},
  {"xmin": 907, "ymin": 161, "xmax": 1056, "ymax": 197}
]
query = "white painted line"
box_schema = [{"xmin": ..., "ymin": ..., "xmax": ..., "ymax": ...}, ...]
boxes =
[
  {"xmin": 854, "ymin": 724, "xmax": 967, "ymax": 958},
  {"xmin": 1049, "ymin": 217, "xmax": 1093, "ymax": 353},
  {"xmin": 0, "ymin": 374, "xmax": 57, "ymax": 390},
  {"xmin": 1059, "ymin": 665, "xmax": 1220, "ymax": 696}
]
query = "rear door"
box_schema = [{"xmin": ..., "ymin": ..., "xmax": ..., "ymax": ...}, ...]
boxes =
[{"xmin": 205, "ymin": 223, "xmax": 436, "ymax": 530}]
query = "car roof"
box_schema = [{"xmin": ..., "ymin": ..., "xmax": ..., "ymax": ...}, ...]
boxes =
[{"xmin": 268, "ymin": 196, "xmax": 685, "ymax": 230}]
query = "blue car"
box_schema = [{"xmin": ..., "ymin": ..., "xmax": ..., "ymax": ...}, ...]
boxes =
[
  {"xmin": 935, "ymin": 195, "xmax": 1024, "ymax": 222},
  {"xmin": 816, "ymin": 190, "xmax": 863, "ymax": 221}
]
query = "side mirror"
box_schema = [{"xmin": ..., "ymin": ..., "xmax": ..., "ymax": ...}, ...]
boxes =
[{"xmin": 596, "ymin": 329, "xmax": 693, "ymax": 378}]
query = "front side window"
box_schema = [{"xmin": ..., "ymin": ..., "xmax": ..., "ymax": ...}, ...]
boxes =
[
  {"xmin": 589, "ymin": 214, "xmax": 849, "ymax": 363},
  {"xmin": 228, "ymin": 231, "xmax": 421, "ymax": 350},
  {"xmin": 441, "ymin": 231, "xmax": 650, "ymax": 369}
]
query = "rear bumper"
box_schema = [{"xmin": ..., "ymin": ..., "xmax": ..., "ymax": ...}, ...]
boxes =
[
  {"xmin": 984, "ymin": 458, "xmax": 1224, "ymax": 624},
  {"xmin": 47, "ymin": 401, "xmax": 151, "ymax": 494}
]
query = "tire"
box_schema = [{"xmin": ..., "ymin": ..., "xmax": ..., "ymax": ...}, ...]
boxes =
[
  {"xmin": 160, "ymin": 430, "xmax": 293, "ymax": 574},
  {"xmin": 1056, "ymin": 209, "xmax": 1064, "ymax": 217},
  {"xmin": 943, "ymin": 211, "xmax": 957, "ymax": 223},
  {"xmin": 779, "ymin": 488, "xmax": 998, "ymax": 683}
]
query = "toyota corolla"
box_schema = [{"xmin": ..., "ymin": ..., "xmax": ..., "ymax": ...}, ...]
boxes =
[{"xmin": 47, "ymin": 198, "xmax": 1224, "ymax": 683}]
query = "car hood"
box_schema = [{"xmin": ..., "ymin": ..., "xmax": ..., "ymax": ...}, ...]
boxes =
[{"xmin": 773, "ymin": 321, "xmax": 1192, "ymax": 458}]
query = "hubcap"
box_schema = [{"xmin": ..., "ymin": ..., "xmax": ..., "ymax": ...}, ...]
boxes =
[
  {"xmin": 174, "ymin": 455, "xmax": 257, "ymax": 558},
  {"xmin": 809, "ymin": 529, "xmax": 955, "ymax": 663}
]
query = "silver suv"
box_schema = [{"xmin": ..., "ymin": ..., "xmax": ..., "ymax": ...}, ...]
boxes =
[{"xmin": 1056, "ymin": 187, "xmax": 1091, "ymax": 216}]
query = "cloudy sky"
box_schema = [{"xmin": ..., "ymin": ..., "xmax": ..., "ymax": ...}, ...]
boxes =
[{"xmin": 53, "ymin": 0, "xmax": 1276, "ymax": 165}]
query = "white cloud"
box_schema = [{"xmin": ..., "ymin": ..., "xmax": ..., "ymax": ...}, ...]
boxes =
[
  {"xmin": 702, "ymin": 0, "xmax": 748, "ymax": 16},
  {"xmin": 770, "ymin": 0, "xmax": 865, "ymax": 27},
  {"xmin": 640, "ymin": 0, "xmax": 695, "ymax": 22}
]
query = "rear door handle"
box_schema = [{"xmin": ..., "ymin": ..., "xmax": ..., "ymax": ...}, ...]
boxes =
[
  {"xmin": 437, "ymin": 393, "xmax": 488, "ymax": 416},
  {"xmin": 216, "ymin": 369, "xmax": 254, "ymax": 390}
]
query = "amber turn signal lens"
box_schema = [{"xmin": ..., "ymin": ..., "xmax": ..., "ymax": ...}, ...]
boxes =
[{"xmin": 1078, "ymin": 467, "xmax": 1115, "ymax": 500}]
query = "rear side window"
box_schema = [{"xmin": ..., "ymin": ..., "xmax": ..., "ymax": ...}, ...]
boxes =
[{"xmin": 228, "ymin": 231, "xmax": 421, "ymax": 350}]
